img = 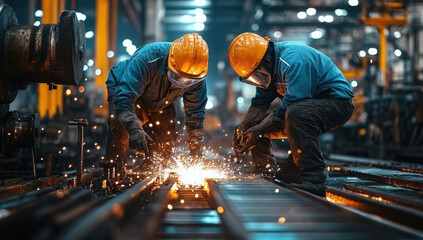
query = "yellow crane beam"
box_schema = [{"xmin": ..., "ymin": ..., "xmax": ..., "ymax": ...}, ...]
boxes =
[{"xmin": 39, "ymin": 0, "xmax": 65, "ymax": 118}]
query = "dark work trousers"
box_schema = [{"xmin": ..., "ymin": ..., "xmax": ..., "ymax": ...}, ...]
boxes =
[
  {"xmin": 250, "ymin": 99, "xmax": 282, "ymax": 171},
  {"xmin": 285, "ymin": 98, "xmax": 354, "ymax": 179},
  {"xmin": 106, "ymin": 87, "xmax": 178, "ymax": 175}
]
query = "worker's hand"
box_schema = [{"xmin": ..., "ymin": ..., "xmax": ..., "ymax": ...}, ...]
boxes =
[
  {"xmin": 187, "ymin": 128, "xmax": 204, "ymax": 158},
  {"xmin": 232, "ymin": 125, "xmax": 247, "ymax": 154},
  {"xmin": 129, "ymin": 129, "xmax": 153, "ymax": 157},
  {"xmin": 239, "ymin": 126, "xmax": 261, "ymax": 153}
]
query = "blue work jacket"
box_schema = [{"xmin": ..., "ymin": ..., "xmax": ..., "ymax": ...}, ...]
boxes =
[
  {"xmin": 250, "ymin": 41, "xmax": 354, "ymax": 119},
  {"xmin": 106, "ymin": 42, "xmax": 207, "ymax": 129}
]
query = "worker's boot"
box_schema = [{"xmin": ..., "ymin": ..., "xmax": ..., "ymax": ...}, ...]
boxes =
[
  {"xmin": 274, "ymin": 154, "xmax": 301, "ymax": 183},
  {"xmin": 289, "ymin": 168, "xmax": 329, "ymax": 196}
]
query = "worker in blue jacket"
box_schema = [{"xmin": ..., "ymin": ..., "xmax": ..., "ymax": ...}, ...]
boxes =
[
  {"xmin": 106, "ymin": 33, "xmax": 208, "ymax": 175},
  {"xmin": 228, "ymin": 32, "xmax": 354, "ymax": 195}
]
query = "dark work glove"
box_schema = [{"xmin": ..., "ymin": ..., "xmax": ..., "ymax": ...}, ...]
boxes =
[
  {"xmin": 187, "ymin": 128, "xmax": 204, "ymax": 158},
  {"xmin": 118, "ymin": 111, "xmax": 153, "ymax": 156},
  {"xmin": 129, "ymin": 129, "xmax": 153, "ymax": 156},
  {"xmin": 240, "ymin": 112, "xmax": 285, "ymax": 153},
  {"xmin": 232, "ymin": 107, "xmax": 266, "ymax": 155}
]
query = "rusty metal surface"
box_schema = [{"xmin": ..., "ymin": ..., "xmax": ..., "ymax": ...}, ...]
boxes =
[
  {"xmin": 0, "ymin": 4, "xmax": 18, "ymax": 103},
  {"xmin": 3, "ymin": 11, "xmax": 85, "ymax": 88}
]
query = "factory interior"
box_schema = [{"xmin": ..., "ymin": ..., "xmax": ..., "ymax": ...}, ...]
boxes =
[{"xmin": 0, "ymin": 0, "xmax": 423, "ymax": 239}]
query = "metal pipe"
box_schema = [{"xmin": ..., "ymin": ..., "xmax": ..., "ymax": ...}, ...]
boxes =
[{"xmin": 68, "ymin": 119, "xmax": 88, "ymax": 186}]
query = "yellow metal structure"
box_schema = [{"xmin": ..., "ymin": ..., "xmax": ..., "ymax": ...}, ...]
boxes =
[
  {"xmin": 361, "ymin": 0, "xmax": 408, "ymax": 94},
  {"xmin": 94, "ymin": 0, "xmax": 115, "ymax": 116},
  {"xmin": 39, "ymin": 0, "xmax": 65, "ymax": 118}
]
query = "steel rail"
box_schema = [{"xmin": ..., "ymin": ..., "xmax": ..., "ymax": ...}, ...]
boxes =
[
  {"xmin": 327, "ymin": 165, "xmax": 423, "ymax": 191},
  {"xmin": 206, "ymin": 179, "xmax": 249, "ymax": 240},
  {"xmin": 326, "ymin": 186, "xmax": 423, "ymax": 231},
  {"xmin": 272, "ymin": 178, "xmax": 423, "ymax": 239},
  {"xmin": 342, "ymin": 184, "xmax": 423, "ymax": 211},
  {"xmin": 58, "ymin": 174, "xmax": 158, "ymax": 240}
]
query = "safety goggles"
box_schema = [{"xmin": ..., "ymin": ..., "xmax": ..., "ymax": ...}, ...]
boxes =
[
  {"xmin": 167, "ymin": 69, "xmax": 205, "ymax": 88},
  {"xmin": 239, "ymin": 64, "xmax": 271, "ymax": 89}
]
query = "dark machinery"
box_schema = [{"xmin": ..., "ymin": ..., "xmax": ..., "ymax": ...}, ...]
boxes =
[{"xmin": 0, "ymin": 3, "xmax": 85, "ymax": 177}]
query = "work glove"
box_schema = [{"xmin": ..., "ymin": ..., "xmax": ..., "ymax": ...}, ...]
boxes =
[
  {"xmin": 232, "ymin": 107, "xmax": 266, "ymax": 154},
  {"xmin": 187, "ymin": 128, "xmax": 204, "ymax": 158},
  {"xmin": 239, "ymin": 112, "xmax": 285, "ymax": 153},
  {"xmin": 118, "ymin": 111, "xmax": 153, "ymax": 156}
]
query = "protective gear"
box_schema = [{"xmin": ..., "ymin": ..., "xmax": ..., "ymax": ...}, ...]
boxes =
[
  {"xmin": 239, "ymin": 113, "xmax": 284, "ymax": 153},
  {"xmin": 187, "ymin": 128, "xmax": 204, "ymax": 157},
  {"xmin": 167, "ymin": 69, "xmax": 205, "ymax": 88},
  {"xmin": 228, "ymin": 32, "xmax": 269, "ymax": 78},
  {"xmin": 118, "ymin": 111, "xmax": 153, "ymax": 156},
  {"xmin": 129, "ymin": 129, "xmax": 153, "ymax": 156},
  {"xmin": 232, "ymin": 107, "xmax": 266, "ymax": 154},
  {"xmin": 168, "ymin": 33, "xmax": 208, "ymax": 80},
  {"xmin": 239, "ymin": 63, "xmax": 272, "ymax": 89}
]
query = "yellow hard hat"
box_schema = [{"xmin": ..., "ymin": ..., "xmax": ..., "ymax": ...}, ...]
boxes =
[
  {"xmin": 228, "ymin": 32, "xmax": 269, "ymax": 77},
  {"xmin": 168, "ymin": 33, "xmax": 208, "ymax": 79}
]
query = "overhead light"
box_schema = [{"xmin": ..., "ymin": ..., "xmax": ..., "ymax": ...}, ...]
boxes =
[
  {"xmin": 76, "ymin": 12, "xmax": 86, "ymax": 21},
  {"xmin": 394, "ymin": 31, "xmax": 401, "ymax": 38},
  {"xmin": 237, "ymin": 97, "xmax": 245, "ymax": 104},
  {"xmin": 297, "ymin": 11, "xmax": 307, "ymax": 19},
  {"xmin": 95, "ymin": 69, "xmax": 102, "ymax": 76},
  {"xmin": 126, "ymin": 45, "xmax": 137, "ymax": 55},
  {"xmin": 83, "ymin": 65, "xmax": 88, "ymax": 71},
  {"xmin": 107, "ymin": 50, "xmax": 115, "ymax": 58},
  {"xmin": 318, "ymin": 15, "xmax": 325, "ymax": 22},
  {"xmin": 251, "ymin": 24, "xmax": 259, "ymax": 31},
  {"xmin": 255, "ymin": 9, "xmax": 264, "ymax": 20},
  {"xmin": 122, "ymin": 39, "xmax": 132, "ymax": 47},
  {"xmin": 348, "ymin": 0, "xmax": 359, "ymax": 6},
  {"xmin": 358, "ymin": 50, "xmax": 366, "ymax": 57},
  {"xmin": 33, "ymin": 21, "xmax": 40, "ymax": 26},
  {"xmin": 181, "ymin": 15, "xmax": 194, "ymax": 23},
  {"xmin": 394, "ymin": 49, "xmax": 402, "ymax": 57},
  {"xmin": 85, "ymin": 31, "xmax": 94, "ymax": 39},
  {"xmin": 195, "ymin": 13, "xmax": 207, "ymax": 23},
  {"xmin": 351, "ymin": 80, "xmax": 358, "ymax": 88},
  {"xmin": 324, "ymin": 15, "xmax": 334, "ymax": 23},
  {"xmin": 335, "ymin": 9, "xmax": 348, "ymax": 16},
  {"xmin": 195, "ymin": 0, "xmax": 206, "ymax": 6},
  {"xmin": 306, "ymin": 8, "xmax": 316, "ymax": 16},
  {"xmin": 35, "ymin": 10, "xmax": 43, "ymax": 17},
  {"xmin": 217, "ymin": 61, "xmax": 225, "ymax": 71},
  {"xmin": 205, "ymin": 100, "xmax": 214, "ymax": 109},
  {"xmin": 368, "ymin": 48, "xmax": 377, "ymax": 55},
  {"xmin": 310, "ymin": 29, "xmax": 324, "ymax": 39},
  {"xmin": 273, "ymin": 31, "xmax": 282, "ymax": 39},
  {"xmin": 87, "ymin": 59, "xmax": 94, "ymax": 67},
  {"xmin": 195, "ymin": 8, "xmax": 203, "ymax": 15},
  {"xmin": 194, "ymin": 23, "xmax": 205, "ymax": 31}
]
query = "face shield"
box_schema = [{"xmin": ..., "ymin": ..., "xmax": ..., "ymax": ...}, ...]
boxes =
[
  {"xmin": 167, "ymin": 69, "xmax": 205, "ymax": 88},
  {"xmin": 239, "ymin": 64, "xmax": 271, "ymax": 89}
]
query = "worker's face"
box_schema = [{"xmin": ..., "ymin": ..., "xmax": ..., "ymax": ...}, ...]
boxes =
[
  {"xmin": 167, "ymin": 69, "xmax": 205, "ymax": 88},
  {"xmin": 239, "ymin": 64, "xmax": 271, "ymax": 89}
]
